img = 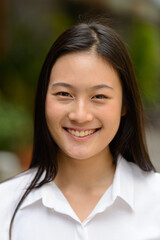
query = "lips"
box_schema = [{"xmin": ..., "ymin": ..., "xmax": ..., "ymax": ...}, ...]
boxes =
[{"xmin": 63, "ymin": 127, "xmax": 101, "ymax": 137}]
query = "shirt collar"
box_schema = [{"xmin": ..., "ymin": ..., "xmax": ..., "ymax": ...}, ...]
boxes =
[
  {"xmin": 112, "ymin": 155, "xmax": 135, "ymax": 210},
  {"xmin": 86, "ymin": 155, "xmax": 135, "ymax": 219},
  {"xmin": 20, "ymin": 155, "xmax": 135, "ymax": 212}
]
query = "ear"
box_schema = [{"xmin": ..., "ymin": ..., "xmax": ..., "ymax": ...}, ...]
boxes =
[{"xmin": 121, "ymin": 105, "xmax": 127, "ymax": 116}]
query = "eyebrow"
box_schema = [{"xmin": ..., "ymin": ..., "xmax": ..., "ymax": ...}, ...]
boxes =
[{"xmin": 51, "ymin": 82, "xmax": 113, "ymax": 90}]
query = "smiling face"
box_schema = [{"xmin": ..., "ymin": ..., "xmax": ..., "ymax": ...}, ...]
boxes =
[{"xmin": 45, "ymin": 51, "xmax": 124, "ymax": 161}]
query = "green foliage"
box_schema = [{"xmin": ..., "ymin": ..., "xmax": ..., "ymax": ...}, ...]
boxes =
[
  {"xmin": 0, "ymin": 22, "xmax": 46, "ymax": 110},
  {"xmin": 47, "ymin": 12, "xmax": 74, "ymax": 37},
  {"xmin": 128, "ymin": 20, "xmax": 160, "ymax": 107},
  {"xmin": 0, "ymin": 93, "xmax": 32, "ymax": 151}
]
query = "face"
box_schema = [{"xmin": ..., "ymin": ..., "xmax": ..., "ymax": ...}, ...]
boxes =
[{"xmin": 45, "ymin": 51, "xmax": 124, "ymax": 161}]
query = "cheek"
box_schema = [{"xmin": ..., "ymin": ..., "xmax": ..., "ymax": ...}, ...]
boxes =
[
  {"xmin": 45, "ymin": 98, "xmax": 67, "ymax": 126},
  {"xmin": 45, "ymin": 98, "xmax": 57, "ymax": 125},
  {"xmin": 101, "ymin": 101, "xmax": 122, "ymax": 122}
]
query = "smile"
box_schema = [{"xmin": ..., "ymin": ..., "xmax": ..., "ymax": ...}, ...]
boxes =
[{"xmin": 64, "ymin": 128, "xmax": 100, "ymax": 138}]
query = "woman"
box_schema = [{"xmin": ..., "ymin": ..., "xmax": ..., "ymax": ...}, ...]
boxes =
[{"xmin": 1, "ymin": 19, "xmax": 160, "ymax": 240}]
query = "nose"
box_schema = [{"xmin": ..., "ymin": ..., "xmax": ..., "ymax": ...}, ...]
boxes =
[{"xmin": 68, "ymin": 100, "xmax": 93, "ymax": 123}]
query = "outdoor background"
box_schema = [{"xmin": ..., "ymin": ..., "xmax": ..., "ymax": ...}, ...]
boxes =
[{"xmin": 0, "ymin": 0, "xmax": 160, "ymax": 182}]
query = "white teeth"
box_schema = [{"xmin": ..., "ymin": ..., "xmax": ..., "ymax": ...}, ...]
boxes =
[{"xmin": 67, "ymin": 129, "xmax": 96, "ymax": 137}]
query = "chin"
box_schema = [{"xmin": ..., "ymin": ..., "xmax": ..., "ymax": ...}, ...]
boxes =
[{"xmin": 66, "ymin": 150, "xmax": 93, "ymax": 160}]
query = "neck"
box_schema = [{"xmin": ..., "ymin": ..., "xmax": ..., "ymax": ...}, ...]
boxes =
[{"xmin": 54, "ymin": 148, "xmax": 116, "ymax": 191}]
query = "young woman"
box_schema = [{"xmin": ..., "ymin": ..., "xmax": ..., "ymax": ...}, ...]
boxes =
[{"xmin": 1, "ymin": 19, "xmax": 160, "ymax": 240}]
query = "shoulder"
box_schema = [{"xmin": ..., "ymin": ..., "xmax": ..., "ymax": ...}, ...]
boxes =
[
  {"xmin": 124, "ymin": 159, "xmax": 160, "ymax": 197},
  {"xmin": 0, "ymin": 168, "xmax": 38, "ymax": 236},
  {"xmin": 0, "ymin": 168, "xmax": 38, "ymax": 217},
  {"xmin": 119, "ymin": 157, "xmax": 160, "ymax": 219},
  {"xmin": 128, "ymin": 160, "xmax": 160, "ymax": 184},
  {"xmin": 0, "ymin": 168, "xmax": 38, "ymax": 194}
]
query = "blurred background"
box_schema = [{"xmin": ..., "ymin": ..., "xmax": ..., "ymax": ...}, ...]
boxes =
[{"xmin": 0, "ymin": 0, "xmax": 160, "ymax": 182}]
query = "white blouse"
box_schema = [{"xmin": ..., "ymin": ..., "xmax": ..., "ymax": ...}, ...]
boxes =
[{"xmin": 0, "ymin": 156, "xmax": 160, "ymax": 240}]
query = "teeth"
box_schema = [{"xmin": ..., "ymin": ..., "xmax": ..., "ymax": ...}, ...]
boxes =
[{"xmin": 67, "ymin": 129, "xmax": 96, "ymax": 137}]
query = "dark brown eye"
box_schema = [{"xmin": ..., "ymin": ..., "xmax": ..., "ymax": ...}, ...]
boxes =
[
  {"xmin": 93, "ymin": 94, "xmax": 107, "ymax": 99},
  {"xmin": 55, "ymin": 92, "xmax": 72, "ymax": 97}
]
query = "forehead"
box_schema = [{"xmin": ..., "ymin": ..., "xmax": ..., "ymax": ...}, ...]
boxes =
[{"xmin": 49, "ymin": 51, "xmax": 121, "ymax": 89}]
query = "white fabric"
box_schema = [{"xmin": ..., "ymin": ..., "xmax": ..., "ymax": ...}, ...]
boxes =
[{"xmin": 0, "ymin": 156, "xmax": 160, "ymax": 240}]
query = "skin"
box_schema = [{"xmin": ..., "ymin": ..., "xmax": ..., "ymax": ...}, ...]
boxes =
[{"xmin": 45, "ymin": 51, "xmax": 125, "ymax": 221}]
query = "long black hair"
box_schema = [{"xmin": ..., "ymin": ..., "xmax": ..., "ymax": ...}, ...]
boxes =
[{"xmin": 9, "ymin": 19, "xmax": 155, "ymax": 238}]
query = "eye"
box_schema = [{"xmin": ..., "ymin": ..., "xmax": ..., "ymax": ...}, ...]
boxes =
[
  {"xmin": 92, "ymin": 94, "xmax": 108, "ymax": 99},
  {"xmin": 55, "ymin": 91, "xmax": 72, "ymax": 97}
]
